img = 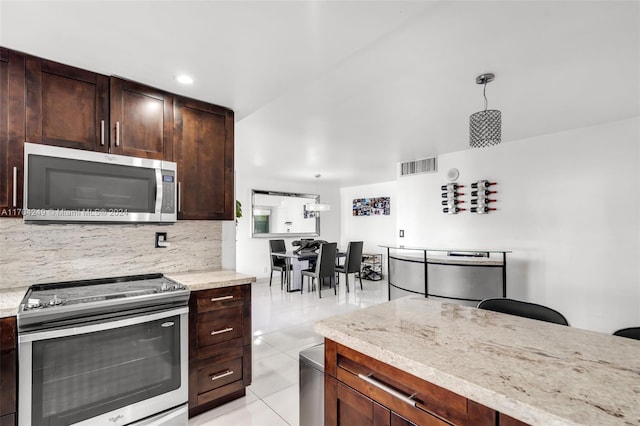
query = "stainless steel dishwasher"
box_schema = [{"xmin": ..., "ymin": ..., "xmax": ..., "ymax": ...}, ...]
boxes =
[{"xmin": 299, "ymin": 343, "xmax": 325, "ymax": 426}]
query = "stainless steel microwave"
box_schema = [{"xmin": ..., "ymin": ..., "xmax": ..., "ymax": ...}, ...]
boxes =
[{"xmin": 24, "ymin": 143, "xmax": 177, "ymax": 223}]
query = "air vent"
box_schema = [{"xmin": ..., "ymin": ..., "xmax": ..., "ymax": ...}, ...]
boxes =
[{"xmin": 400, "ymin": 157, "xmax": 437, "ymax": 176}]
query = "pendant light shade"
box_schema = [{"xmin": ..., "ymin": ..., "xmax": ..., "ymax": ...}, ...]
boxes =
[
  {"xmin": 305, "ymin": 203, "xmax": 331, "ymax": 212},
  {"xmin": 470, "ymin": 73, "xmax": 501, "ymax": 148}
]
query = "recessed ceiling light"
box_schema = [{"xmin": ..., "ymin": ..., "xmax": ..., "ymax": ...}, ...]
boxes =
[{"xmin": 176, "ymin": 74, "xmax": 194, "ymax": 85}]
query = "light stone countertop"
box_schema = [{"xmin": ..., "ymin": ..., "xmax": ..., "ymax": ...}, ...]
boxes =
[
  {"xmin": 165, "ymin": 269, "xmax": 256, "ymax": 291},
  {"xmin": 315, "ymin": 297, "xmax": 640, "ymax": 426},
  {"xmin": 0, "ymin": 287, "xmax": 28, "ymax": 318},
  {"xmin": 0, "ymin": 270, "xmax": 256, "ymax": 319}
]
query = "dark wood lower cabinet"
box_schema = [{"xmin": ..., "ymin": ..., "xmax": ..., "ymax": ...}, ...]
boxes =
[
  {"xmin": 325, "ymin": 339, "xmax": 529, "ymax": 426},
  {"xmin": 0, "ymin": 414, "xmax": 15, "ymax": 426},
  {"xmin": 0, "ymin": 316, "xmax": 17, "ymax": 425},
  {"xmin": 326, "ymin": 375, "xmax": 390, "ymax": 426},
  {"xmin": 188, "ymin": 285, "xmax": 251, "ymax": 418}
]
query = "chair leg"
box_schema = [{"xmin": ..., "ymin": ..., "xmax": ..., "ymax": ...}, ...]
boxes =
[
  {"xmin": 333, "ymin": 276, "xmax": 337, "ymax": 295},
  {"xmin": 359, "ymin": 273, "xmax": 363, "ymax": 290},
  {"xmin": 269, "ymin": 270, "xmax": 273, "ymax": 287},
  {"xmin": 345, "ymin": 273, "xmax": 350, "ymax": 293},
  {"xmin": 280, "ymin": 271, "xmax": 284, "ymax": 290},
  {"xmin": 318, "ymin": 277, "xmax": 322, "ymax": 298}
]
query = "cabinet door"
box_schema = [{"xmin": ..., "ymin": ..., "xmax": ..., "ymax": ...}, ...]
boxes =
[
  {"xmin": 109, "ymin": 77, "xmax": 173, "ymax": 160},
  {"xmin": 25, "ymin": 56, "xmax": 109, "ymax": 151},
  {"xmin": 0, "ymin": 49, "xmax": 25, "ymax": 218},
  {"xmin": 174, "ymin": 97, "xmax": 234, "ymax": 220},
  {"xmin": 0, "ymin": 316, "xmax": 17, "ymax": 418},
  {"xmin": 326, "ymin": 375, "xmax": 390, "ymax": 426}
]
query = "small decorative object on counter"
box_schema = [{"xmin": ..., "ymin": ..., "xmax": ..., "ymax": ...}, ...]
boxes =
[
  {"xmin": 470, "ymin": 180, "xmax": 497, "ymax": 214},
  {"xmin": 441, "ymin": 183, "xmax": 464, "ymax": 214}
]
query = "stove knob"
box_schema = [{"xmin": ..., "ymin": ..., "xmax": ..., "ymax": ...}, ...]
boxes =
[{"xmin": 49, "ymin": 295, "xmax": 64, "ymax": 306}]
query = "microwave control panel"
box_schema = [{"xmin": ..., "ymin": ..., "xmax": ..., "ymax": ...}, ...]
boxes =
[{"xmin": 161, "ymin": 170, "xmax": 176, "ymax": 213}]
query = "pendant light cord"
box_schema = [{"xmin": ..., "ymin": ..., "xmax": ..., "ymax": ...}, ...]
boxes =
[{"xmin": 483, "ymin": 82, "xmax": 488, "ymax": 111}]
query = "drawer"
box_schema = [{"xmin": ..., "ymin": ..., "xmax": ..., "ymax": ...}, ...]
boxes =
[
  {"xmin": 197, "ymin": 356, "xmax": 243, "ymax": 395},
  {"xmin": 336, "ymin": 345, "xmax": 469, "ymax": 426},
  {"xmin": 195, "ymin": 286, "xmax": 243, "ymax": 313},
  {"xmin": 197, "ymin": 306, "xmax": 243, "ymax": 348}
]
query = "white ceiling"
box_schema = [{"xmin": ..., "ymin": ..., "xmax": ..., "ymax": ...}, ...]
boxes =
[{"xmin": 1, "ymin": 1, "xmax": 638, "ymax": 186}]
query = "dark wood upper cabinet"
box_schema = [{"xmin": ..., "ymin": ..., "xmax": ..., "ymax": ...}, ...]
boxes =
[
  {"xmin": 25, "ymin": 56, "xmax": 109, "ymax": 151},
  {"xmin": 175, "ymin": 97, "xmax": 234, "ymax": 220},
  {"xmin": 0, "ymin": 48, "xmax": 25, "ymax": 218},
  {"xmin": 109, "ymin": 77, "xmax": 173, "ymax": 160},
  {"xmin": 3, "ymin": 47, "xmax": 234, "ymax": 221}
]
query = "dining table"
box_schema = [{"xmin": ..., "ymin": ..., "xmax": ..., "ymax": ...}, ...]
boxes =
[{"xmin": 271, "ymin": 250, "xmax": 346, "ymax": 292}]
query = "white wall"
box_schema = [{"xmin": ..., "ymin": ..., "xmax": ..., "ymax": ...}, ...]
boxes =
[
  {"xmin": 393, "ymin": 117, "xmax": 639, "ymax": 333},
  {"xmin": 339, "ymin": 181, "xmax": 397, "ymax": 262},
  {"xmin": 235, "ymin": 175, "xmax": 341, "ymax": 279}
]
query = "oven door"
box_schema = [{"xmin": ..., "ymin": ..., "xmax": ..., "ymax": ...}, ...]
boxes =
[{"xmin": 18, "ymin": 307, "xmax": 188, "ymax": 426}]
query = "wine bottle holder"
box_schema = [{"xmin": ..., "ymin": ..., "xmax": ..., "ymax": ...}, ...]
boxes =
[
  {"xmin": 470, "ymin": 180, "xmax": 497, "ymax": 214},
  {"xmin": 441, "ymin": 182, "xmax": 465, "ymax": 214}
]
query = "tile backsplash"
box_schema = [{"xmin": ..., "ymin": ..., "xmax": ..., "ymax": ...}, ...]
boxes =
[{"xmin": 0, "ymin": 219, "xmax": 222, "ymax": 289}]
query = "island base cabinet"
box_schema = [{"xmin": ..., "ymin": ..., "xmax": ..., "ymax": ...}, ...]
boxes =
[{"xmin": 324, "ymin": 339, "xmax": 526, "ymax": 426}]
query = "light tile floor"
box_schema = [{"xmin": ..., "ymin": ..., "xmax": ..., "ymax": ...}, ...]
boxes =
[{"xmin": 189, "ymin": 275, "xmax": 389, "ymax": 426}]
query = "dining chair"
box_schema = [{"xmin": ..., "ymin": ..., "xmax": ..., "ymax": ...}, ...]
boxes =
[
  {"xmin": 477, "ymin": 298, "xmax": 569, "ymax": 326},
  {"xmin": 301, "ymin": 242, "xmax": 337, "ymax": 298},
  {"xmin": 335, "ymin": 241, "xmax": 364, "ymax": 293},
  {"xmin": 613, "ymin": 327, "xmax": 640, "ymax": 340},
  {"xmin": 269, "ymin": 239, "xmax": 290, "ymax": 289}
]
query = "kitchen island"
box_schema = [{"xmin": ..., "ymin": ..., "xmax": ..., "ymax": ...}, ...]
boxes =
[{"xmin": 315, "ymin": 297, "xmax": 639, "ymax": 426}]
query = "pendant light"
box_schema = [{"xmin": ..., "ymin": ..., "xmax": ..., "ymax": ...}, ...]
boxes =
[{"xmin": 469, "ymin": 73, "xmax": 501, "ymax": 148}]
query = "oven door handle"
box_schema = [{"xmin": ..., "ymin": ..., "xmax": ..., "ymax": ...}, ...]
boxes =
[{"xmin": 19, "ymin": 307, "xmax": 189, "ymax": 343}]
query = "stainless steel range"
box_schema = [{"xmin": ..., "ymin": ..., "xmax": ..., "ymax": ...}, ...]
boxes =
[{"xmin": 17, "ymin": 274, "xmax": 190, "ymax": 426}]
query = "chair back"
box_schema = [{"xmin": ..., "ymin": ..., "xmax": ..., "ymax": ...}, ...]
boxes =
[
  {"xmin": 269, "ymin": 239, "xmax": 287, "ymax": 268},
  {"xmin": 315, "ymin": 242, "xmax": 337, "ymax": 279},
  {"xmin": 477, "ymin": 298, "xmax": 569, "ymax": 326},
  {"xmin": 613, "ymin": 327, "xmax": 640, "ymax": 340},
  {"xmin": 344, "ymin": 241, "xmax": 364, "ymax": 274}
]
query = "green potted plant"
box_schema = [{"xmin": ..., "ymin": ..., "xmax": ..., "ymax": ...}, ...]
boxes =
[{"xmin": 235, "ymin": 200, "xmax": 242, "ymax": 224}]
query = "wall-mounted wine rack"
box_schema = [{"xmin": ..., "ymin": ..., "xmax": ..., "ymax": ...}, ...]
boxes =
[
  {"xmin": 469, "ymin": 180, "xmax": 497, "ymax": 214},
  {"xmin": 441, "ymin": 183, "xmax": 466, "ymax": 214}
]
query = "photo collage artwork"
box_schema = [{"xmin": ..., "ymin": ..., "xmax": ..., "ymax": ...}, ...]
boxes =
[{"xmin": 353, "ymin": 197, "xmax": 390, "ymax": 216}]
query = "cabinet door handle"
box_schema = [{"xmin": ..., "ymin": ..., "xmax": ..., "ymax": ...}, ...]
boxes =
[
  {"xmin": 210, "ymin": 327, "xmax": 233, "ymax": 336},
  {"xmin": 210, "ymin": 370, "xmax": 234, "ymax": 381},
  {"xmin": 115, "ymin": 121, "xmax": 120, "ymax": 146},
  {"xmin": 12, "ymin": 167, "xmax": 17, "ymax": 207},
  {"xmin": 100, "ymin": 120, "xmax": 105, "ymax": 146},
  {"xmin": 357, "ymin": 373, "xmax": 417, "ymax": 407},
  {"xmin": 211, "ymin": 295, "xmax": 234, "ymax": 302}
]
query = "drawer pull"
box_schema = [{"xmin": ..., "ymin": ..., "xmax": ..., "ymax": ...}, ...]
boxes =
[
  {"xmin": 210, "ymin": 327, "xmax": 233, "ymax": 336},
  {"xmin": 358, "ymin": 373, "xmax": 417, "ymax": 407},
  {"xmin": 210, "ymin": 370, "xmax": 234, "ymax": 381},
  {"xmin": 211, "ymin": 295, "xmax": 234, "ymax": 302}
]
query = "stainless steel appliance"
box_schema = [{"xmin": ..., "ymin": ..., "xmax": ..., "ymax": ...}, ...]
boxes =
[
  {"xmin": 299, "ymin": 343, "xmax": 325, "ymax": 426},
  {"xmin": 17, "ymin": 274, "xmax": 190, "ymax": 426},
  {"xmin": 23, "ymin": 143, "xmax": 177, "ymax": 223}
]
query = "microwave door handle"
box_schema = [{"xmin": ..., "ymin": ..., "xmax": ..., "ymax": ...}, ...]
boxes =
[
  {"xmin": 12, "ymin": 167, "xmax": 17, "ymax": 207},
  {"xmin": 155, "ymin": 169, "xmax": 163, "ymax": 215}
]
